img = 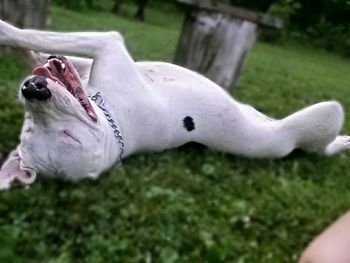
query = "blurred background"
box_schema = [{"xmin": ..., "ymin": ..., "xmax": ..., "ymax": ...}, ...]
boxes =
[{"xmin": 0, "ymin": 0, "xmax": 349, "ymax": 262}]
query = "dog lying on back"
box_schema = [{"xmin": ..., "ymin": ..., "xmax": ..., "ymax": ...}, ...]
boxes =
[{"xmin": 0, "ymin": 19, "xmax": 349, "ymax": 189}]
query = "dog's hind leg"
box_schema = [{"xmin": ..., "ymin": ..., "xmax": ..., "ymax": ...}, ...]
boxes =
[
  {"xmin": 198, "ymin": 106, "xmax": 297, "ymax": 158},
  {"xmin": 279, "ymin": 101, "xmax": 346, "ymax": 155},
  {"xmin": 196, "ymin": 99, "xmax": 346, "ymax": 158}
]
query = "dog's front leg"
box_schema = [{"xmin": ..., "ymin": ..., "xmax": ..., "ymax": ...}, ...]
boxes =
[
  {"xmin": 0, "ymin": 19, "xmax": 120, "ymax": 57},
  {"xmin": 0, "ymin": 19, "xmax": 144, "ymax": 94}
]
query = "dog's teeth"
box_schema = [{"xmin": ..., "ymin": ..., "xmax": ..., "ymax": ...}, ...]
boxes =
[{"xmin": 61, "ymin": 63, "xmax": 66, "ymax": 70}]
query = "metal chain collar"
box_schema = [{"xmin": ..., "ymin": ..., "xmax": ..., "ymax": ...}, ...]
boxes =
[{"xmin": 89, "ymin": 92, "xmax": 124, "ymax": 164}]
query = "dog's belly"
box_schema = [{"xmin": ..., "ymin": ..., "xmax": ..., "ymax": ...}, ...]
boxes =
[{"xmin": 136, "ymin": 62, "xmax": 266, "ymax": 152}]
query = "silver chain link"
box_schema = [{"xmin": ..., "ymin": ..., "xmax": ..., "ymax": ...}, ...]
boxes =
[{"xmin": 89, "ymin": 92, "xmax": 124, "ymax": 164}]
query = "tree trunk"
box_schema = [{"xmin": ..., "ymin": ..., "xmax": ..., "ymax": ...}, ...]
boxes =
[
  {"xmin": 174, "ymin": 10, "xmax": 256, "ymax": 92},
  {"xmin": 0, "ymin": 0, "xmax": 48, "ymax": 54},
  {"xmin": 85, "ymin": 0, "xmax": 94, "ymax": 9},
  {"xmin": 112, "ymin": 0, "xmax": 121, "ymax": 14},
  {"xmin": 134, "ymin": 0, "xmax": 148, "ymax": 21},
  {"xmin": 0, "ymin": 0, "xmax": 47, "ymax": 28}
]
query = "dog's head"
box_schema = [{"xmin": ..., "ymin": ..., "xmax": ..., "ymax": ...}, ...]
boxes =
[
  {"xmin": 0, "ymin": 56, "xmax": 107, "ymax": 189},
  {"xmin": 21, "ymin": 55, "xmax": 97, "ymax": 122}
]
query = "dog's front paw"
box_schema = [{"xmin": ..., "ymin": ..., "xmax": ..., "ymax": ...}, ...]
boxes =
[
  {"xmin": 27, "ymin": 51, "xmax": 49, "ymax": 66},
  {"xmin": 324, "ymin": 135, "xmax": 350, "ymax": 155}
]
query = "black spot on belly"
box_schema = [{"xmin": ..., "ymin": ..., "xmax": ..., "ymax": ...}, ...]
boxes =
[{"xmin": 183, "ymin": 116, "xmax": 195, "ymax": 132}]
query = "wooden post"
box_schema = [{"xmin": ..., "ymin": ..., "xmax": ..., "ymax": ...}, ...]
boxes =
[
  {"xmin": 0, "ymin": 0, "xmax": 47, "ymax": 54},
  {"xmin": 0, "ymin": 0, "xmax": 47, "ymax": 28},
  {"xmin": 174, "ymin": 0, "xmax": 283, "ymax": 92}
]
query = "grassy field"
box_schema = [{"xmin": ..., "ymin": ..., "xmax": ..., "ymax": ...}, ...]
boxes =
[{"xmin": 1, "ymin": 3, "xmax": 350, "ymax": 263}]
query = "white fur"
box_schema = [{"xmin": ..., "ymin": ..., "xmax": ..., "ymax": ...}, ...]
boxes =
[{"xmin": 0, "ymin": 19, "xmax": 348, "ymax": 189}]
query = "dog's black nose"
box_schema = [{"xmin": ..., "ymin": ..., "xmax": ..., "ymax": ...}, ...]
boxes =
[{"xmin": 22, "ymin": 76, "xmax": 51, "ymax": 101}]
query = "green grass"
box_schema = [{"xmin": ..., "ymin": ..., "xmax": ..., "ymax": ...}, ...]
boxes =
[{"xmin": 1, "ymin": 4, "xmax": 350, "ymax": 263}]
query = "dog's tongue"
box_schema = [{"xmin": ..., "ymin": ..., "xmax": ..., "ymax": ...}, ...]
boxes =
[{"xmin": 32, "ymin": 66, "xmax": 52, "ymax": 77}]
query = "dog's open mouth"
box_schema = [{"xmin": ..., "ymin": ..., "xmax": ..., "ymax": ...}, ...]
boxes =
[{"xmin": 32, "ymin": 55, "xmax": 97, "ymax": 122}]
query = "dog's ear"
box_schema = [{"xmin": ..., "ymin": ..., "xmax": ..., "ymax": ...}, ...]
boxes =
[{"xmin": 0, "ymin": 149, "xmax": 36, "ymax": 189}]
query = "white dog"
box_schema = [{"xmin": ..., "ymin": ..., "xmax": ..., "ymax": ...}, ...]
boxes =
[{"xmin": 0, "ymin": 19, "xmax": 349, "ymax": 189}]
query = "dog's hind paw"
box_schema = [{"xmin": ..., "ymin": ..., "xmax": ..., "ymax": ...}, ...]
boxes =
[{"xmin": 324, "ymin": 135, "xmax": 350, "ymax": 155}]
